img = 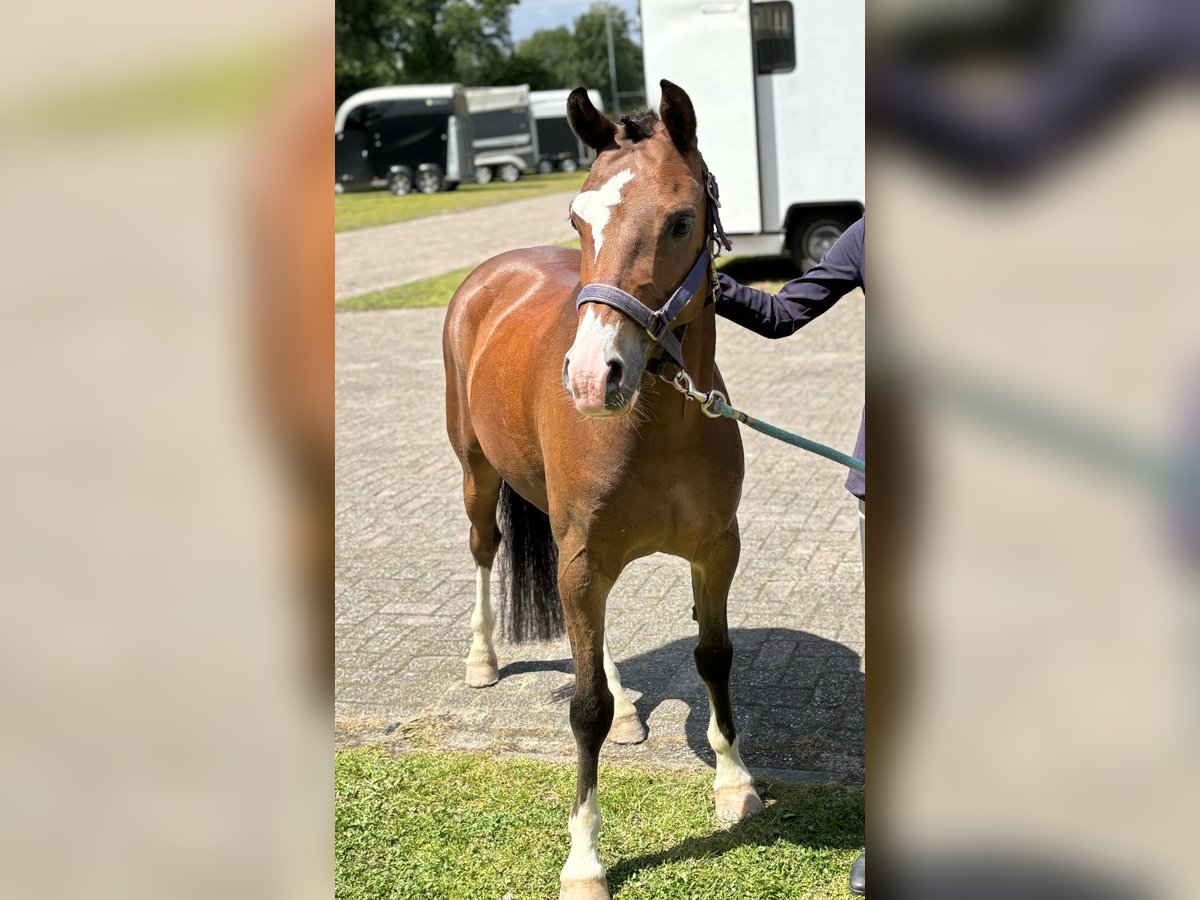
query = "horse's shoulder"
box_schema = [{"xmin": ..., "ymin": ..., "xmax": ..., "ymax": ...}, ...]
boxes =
[
  {"xmin": 453, "ymin": 246, "xmax": 580, "ymax": 312},
  {"xmin": 447, "ymin": 246, "xmax": 581, "ymax": 345}
]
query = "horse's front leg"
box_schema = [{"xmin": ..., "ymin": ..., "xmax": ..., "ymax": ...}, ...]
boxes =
[
  {"xmin": 558, "ymin": 543, "xmax": 616, "ymax": 900},
  {"xmin": 692, "ymin": 523, "xmax": 764, "ymax": 822}
]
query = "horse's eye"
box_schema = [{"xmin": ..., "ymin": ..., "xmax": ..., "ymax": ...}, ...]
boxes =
[
  {"xmin": 568, "ymin": 216, "xmax": 580, "ymax": 233},
  {"xmin": 670, "ymin": 216, "xmax": 694, "ymax": 239}
]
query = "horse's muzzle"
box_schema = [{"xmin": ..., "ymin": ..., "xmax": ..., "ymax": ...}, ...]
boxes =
[{"xmin": 563, "ymin": 351, "xmax": 641, "ymax": 418}]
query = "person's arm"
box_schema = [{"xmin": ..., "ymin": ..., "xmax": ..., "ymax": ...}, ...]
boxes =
[{"xmin": 715, "ymin": 218, "xmax": 864, "ymax": 339}]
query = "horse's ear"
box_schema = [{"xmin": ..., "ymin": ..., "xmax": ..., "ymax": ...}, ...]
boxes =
[
  {"xmin": 567, "ymin": 87, "xmax": 618, "ymax": 152},
  {"xmin": 658, "ymin": 79, "xmax": 697, "ymax": 154}
]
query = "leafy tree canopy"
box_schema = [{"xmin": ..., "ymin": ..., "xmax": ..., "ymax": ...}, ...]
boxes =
[
  {"xmin": 336, "ymin": 0, "xmax": 644, "ymax": 113},
  {"xmin": 336, "ymin": 0, "xmax": 519, "ymax": 105}
]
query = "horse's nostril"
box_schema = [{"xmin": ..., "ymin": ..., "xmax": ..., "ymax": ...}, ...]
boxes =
[{"xmin": 607, "ymin": 360, "xmax": 624, "ymax": 388}]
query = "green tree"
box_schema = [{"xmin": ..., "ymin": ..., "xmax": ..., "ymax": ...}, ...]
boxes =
[
  {"xmin": 512, "ymin": 4, "xmax": 644, "ymax": 112},
  {"xmin": 513, "ymin": 27, "xmax": 578, "ymax": 91},
  {"xmin": 335, "ymin": 0, "xmax": 645, "ymax": 113},
  {"xmin": 568, "ymin": 3, "xmax": 645, "ymax": 113},
  {"xmin": 336, "ymin": 0, "xmax": 519, "ymax": 105}
]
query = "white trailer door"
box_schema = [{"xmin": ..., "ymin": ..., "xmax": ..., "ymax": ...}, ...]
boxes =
[
  {"xmin": 753, "ymin": 0, "xmax": 864, "ymax": 233},
  {"xmin": 642, "ymin": 0, "xmax": 762, "ymax": 235}
]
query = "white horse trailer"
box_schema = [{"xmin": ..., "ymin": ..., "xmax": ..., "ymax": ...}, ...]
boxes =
[
  {"xmin": 530, "ymin": 89, "xmax": 606, "ymax": 173},
  {"xmin": 641, "ymin": 0, "xmax": 864, "ymax": 269},
  {"xmin": 465, "ymin": 84, "xmax": 540, "ymax": 184}
]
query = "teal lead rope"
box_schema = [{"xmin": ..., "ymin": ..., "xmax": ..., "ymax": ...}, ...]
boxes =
[
  {"xmin": 666, "ymin": 369, "xmax": 866, "ymax": 475},
  {"xmin": 709, "ymin": 395, "xmax": 866, "ymax": 474}
]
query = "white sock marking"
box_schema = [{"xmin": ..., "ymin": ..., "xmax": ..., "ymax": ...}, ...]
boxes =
[
  {"xmin": 467, "ymin": 565, "xmax": 495, "ymax": 666},
  {"xmin": 561, "ymin": 789, "xmax": 605, "ymax": 882},
  {"xmin": 602, "ymin": 633, "xmax": 638, "ymax": 720},
  {"xmin": 706, "ymin": 689, "xmax": 753, "ymax": 792},
  {"xmin": 571, "ymin": 168, "xmax": 635, "ymax": 260}
]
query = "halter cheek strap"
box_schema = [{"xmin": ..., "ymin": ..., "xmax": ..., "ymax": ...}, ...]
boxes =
[
  {"xmin": 575, "ymin": 248, "xmax": 711, "ymax": 368},
  {"xmin": 574, "ymin": 159, "xmax": 732, "ymax": 369}
]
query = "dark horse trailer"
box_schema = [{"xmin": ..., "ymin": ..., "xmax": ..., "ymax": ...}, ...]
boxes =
[
  {"xmin": 530, "ymin": 89, "xmax": 605, "ymax": 173},
  {"xmin": 334, "ymin": 84, "xmax": 474, "ymax": 195},
  {"xmin": 464, "ymin": 85, "xmax": 539, "ymax": 184}
]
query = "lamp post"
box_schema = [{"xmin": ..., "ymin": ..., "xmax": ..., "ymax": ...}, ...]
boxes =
[{"xmin": 604, "ymin": 5, "xmax": 619, "ymax": 115}]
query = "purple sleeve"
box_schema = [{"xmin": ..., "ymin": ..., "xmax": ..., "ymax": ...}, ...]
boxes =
[{"xmin": 715, "ymin": 218, "xmax": 864, "ymax": 339}]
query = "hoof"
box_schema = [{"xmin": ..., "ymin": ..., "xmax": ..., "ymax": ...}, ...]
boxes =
[
  {"xmin": 715, "ymin": 785, "xmax": 764, "ymax": 823},
  {"xmin": 607, "ymin": 712, "xmax": 647, "ymax": 745},
  {"xmin": 464, "ymin": 659, "xmax": 499, "ymax": 688},
  {"xmin": 560, "ymin": 877, "xmax": 611, "ymax": 900}
]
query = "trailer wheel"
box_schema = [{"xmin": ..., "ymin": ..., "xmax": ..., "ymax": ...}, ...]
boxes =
[
  {"xmin": 474, "ymin": 166, "xmax": 494, "ymax": 184},
  {"xmin": 416, "ymin": 167, "xmax": 443, "ymax": 194},
  {"xmin": 498, "ymin": 163, "xmax": 521, "ymax": 183},
  {"xmin": 559, "ymin": 158, "xmax": 578, "ymax": 174},
  {"xmin": 789, "ymin": 216, "xmax": 848, "ymax": 272},
  {"xmin": 388, "ymin": 169, "xmax": 413, "ymax": 196},
  {"xmin": 537, "ymin": 160, "xmax": 554, "ymax": 174}
]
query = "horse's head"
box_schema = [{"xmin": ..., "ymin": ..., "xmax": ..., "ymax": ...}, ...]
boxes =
[{"xmin": 562, "ymin": 80, "xmax": 711, "ymax": 418}]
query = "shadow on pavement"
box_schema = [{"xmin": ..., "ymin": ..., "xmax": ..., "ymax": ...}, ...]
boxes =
[{"xmin": 500, "ymin": 626, "xmax": 864, "ymax": 781}]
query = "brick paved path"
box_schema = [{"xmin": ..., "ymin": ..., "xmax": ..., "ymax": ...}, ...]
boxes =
[
  {"xmin": 335, "ymin": 296, "xmax": 864, "ymax": 782},
  {"xmin": 335, "ymin": 191, "xmax": 577, "ymax": 300}
]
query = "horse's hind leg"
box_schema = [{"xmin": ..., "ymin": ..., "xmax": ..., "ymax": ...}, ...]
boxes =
[
  {"xmin": 462, "ymin": 452, "xmax": 502, "ymax": 687},
  {"xmin": 692, "ymin": 524, "xmax": 763, "ymax": 822},
  {"xmin": 603, "ymin": 634, "xmax": 646, "ymax": 744}
]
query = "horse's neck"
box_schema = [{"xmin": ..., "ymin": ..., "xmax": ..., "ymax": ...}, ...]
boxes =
[
  {"xmin": 642, "ymin": 301, "xmax": 719, "ymax": 428},
  {"xmin": 683, "ymin": 301, "xmax": 718, "ymax": 388}
]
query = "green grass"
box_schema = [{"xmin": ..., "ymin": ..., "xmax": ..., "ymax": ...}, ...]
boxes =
[
  {"xmin": 336, "ymin": 746, "xmax": 863, "ymax": 900},
  {"xmin": 336, "ymin": 266, "xmax": 479, "ymax": 312},
  {"xmin": 337, "ymin": 240, "xmax": 582, "ymax": 312},
  {"xmin": 336, "ymin": 171, "xmax": 587, "ymax": 232}
]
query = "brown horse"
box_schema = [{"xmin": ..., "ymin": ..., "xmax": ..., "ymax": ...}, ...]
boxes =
[{"xmin": 443, "ymin": 81, "xmax": 762, "ymax": 900}]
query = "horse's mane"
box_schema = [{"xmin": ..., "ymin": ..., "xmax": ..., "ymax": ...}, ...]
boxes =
[{"xmin": 619, "ymin": 109, "xmax": 659, "ymax": 144}]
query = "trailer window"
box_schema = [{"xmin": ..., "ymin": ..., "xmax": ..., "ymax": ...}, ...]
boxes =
[
  {"xmin": 344, "ymin": 103, "xmax": 383, "ymax": 131},
  {"xmin": 752, "ymin": 1, "xmax": 795, "ymax": 74}
]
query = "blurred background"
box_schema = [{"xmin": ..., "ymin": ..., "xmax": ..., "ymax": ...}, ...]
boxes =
[
  {"xmin": 868, "ymin": 1, "xmax": 1200, "ymax": 896},
  {"xmin": 0, "ymin": 4, "xmax": 332, "ymax": 899},
  {"xmin": 1, "ymin": 0, "xmax": 1197, "ymax": 897}
]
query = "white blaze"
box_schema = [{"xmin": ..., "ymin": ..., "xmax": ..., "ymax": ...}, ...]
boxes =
[
  {"xmin": 571, "ymin": 168, "xmax": 635, "ymax": 260},
  {"xmin": 578, "ymin": 306, "xmax": 619, "ymax": 347}
]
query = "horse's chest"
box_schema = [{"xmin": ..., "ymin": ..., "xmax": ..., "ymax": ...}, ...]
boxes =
[{"xmin": 567, "ymin": 451, "xmax": 741, "ymax": 554}]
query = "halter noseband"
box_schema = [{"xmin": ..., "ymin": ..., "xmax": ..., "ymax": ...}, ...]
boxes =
[{"xmin": 574, "ymin": 159, "xmax": 732, "ymax": 369}]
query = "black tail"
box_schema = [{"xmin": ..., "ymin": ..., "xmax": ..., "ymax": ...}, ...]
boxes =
[{"xmin": 496, "ymin": 481, "xmax": 564, "ymax": 643}]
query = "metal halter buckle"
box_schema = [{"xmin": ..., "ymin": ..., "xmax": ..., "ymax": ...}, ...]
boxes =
[{"xmin": 645, "ymin": 314, "xmax": 669, "ymax": 342}]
